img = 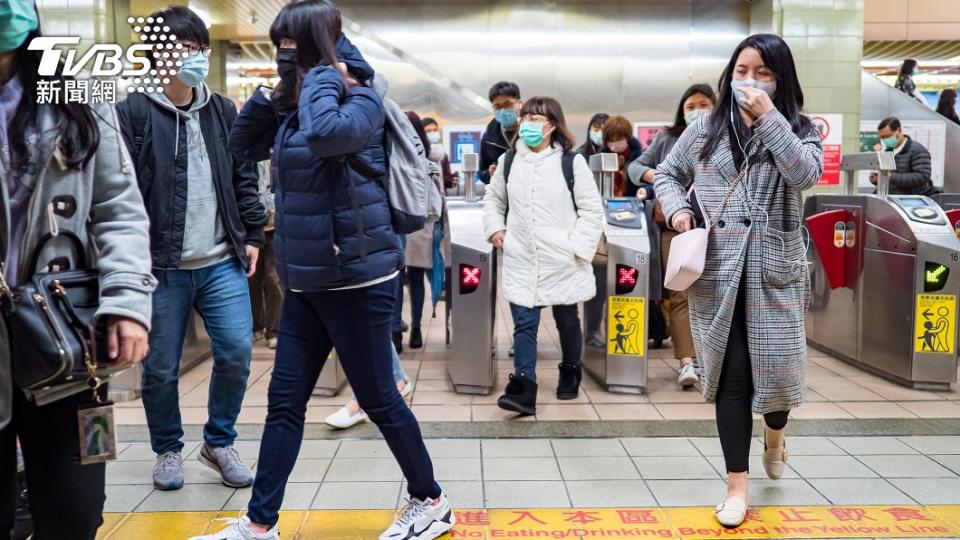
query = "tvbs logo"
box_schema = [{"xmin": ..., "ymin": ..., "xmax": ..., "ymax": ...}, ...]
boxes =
[
  {"xmin": 27, "ymin": 16, "xmax": 183, "ymax": 94},
  {"xmin": 29, "ymin": 37, "xmax": 151, "ymax": 77}
]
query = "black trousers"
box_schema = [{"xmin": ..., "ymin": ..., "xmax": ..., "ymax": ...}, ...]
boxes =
[
  {"xmin": 0, "ymin": 388, "xmax": 106, "ymax": 540},
  {"xmin": 715, "ymin": 281, "xmax": 789, "ymax": 474}
]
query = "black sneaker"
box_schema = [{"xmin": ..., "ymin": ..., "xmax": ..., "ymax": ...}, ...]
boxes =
[
  {"xmin": 409, "ymin": 327, "xmax": 423, "ymax": 349},
  {"xmin": 497, "ymin": 373, "xmax": 537, "ymax": 416},
  {"xmin": 556, "ymin": 363, "xmax": 582, "ymax": 400}
]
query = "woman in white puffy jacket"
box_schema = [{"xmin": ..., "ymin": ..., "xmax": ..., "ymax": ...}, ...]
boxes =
[{"xmin": 483, "ymin": 96, "xmax": 604, "ymax": 416}]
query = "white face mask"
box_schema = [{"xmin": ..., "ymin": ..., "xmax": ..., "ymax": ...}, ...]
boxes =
[
  {"xmin": 684, "ymin": 108, "xmax": 711, "ymax": 125},
  {"xmin": 589, "ymin": 130, "xmax": 604, "ymax": 146},
  {"xmin": 427, "ymin": 131, "xmax": 441, "ymax": 145}
]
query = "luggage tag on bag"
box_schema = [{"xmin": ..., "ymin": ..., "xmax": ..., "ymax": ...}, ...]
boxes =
[{"xmin": 77, "ymin": 400, "xmax": 118, "ymax": 465}]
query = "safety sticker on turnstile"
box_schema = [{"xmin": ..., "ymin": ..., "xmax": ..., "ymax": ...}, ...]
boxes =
[
  {"xmin": 845, "ymin": 221, "xmax": 856, "ymax": 248},
  {"xmin": 833, "ymin": 222, "xmax": 845, "ymax": 248},
  {"xmin": 914, "ymin": 294, "xmax": 956, "ymax": 354},
  {"xmin": 607, "ymin": 296, "xmax": 645, "ymax": 357}
]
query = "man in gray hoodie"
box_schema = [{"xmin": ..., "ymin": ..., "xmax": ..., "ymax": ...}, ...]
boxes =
[{"xmin": 116, "ymin": 6, "xmax": 266, "ymax": 492}]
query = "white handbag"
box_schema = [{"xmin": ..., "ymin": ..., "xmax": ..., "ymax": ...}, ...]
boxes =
[{"xmin": 664, "ymin": 172, "xmax": 745, "ymax": 291}]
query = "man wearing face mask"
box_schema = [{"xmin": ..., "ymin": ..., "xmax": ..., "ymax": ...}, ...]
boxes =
[
  {"xmin": 479, "ymin": 81, "xmax": 522, "ymax": 184},
  {"xmin": 116, "ymin": 5, "xmax": 266, "ymax": 492},
  {"xmin": 869, "ymin": 116, "xmax": 937, "ymax": 196}
]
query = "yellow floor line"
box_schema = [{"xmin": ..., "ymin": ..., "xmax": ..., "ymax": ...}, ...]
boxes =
[{"xmin": 97, "ymin": 506, "xmax": 960, "ymax": 539}]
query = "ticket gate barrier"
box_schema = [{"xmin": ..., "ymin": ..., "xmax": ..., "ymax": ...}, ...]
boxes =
[
  {"xmin": 805, "ymin": 152, "xmax": 960, "ymax": 390},
  {"xmin": 108, "ymin": 311, "xmax": 211, "ymax": 402},
  {"xmin": 582, "ymin": 153, "xmax": 651, "ymax": 394},
  {"xmin": 446, "ymin": 153, "xmax": 498, "ymax": 394},
  {"xmin": 313, "ymin": 351, "xmax": 348, "ymax": 397}
]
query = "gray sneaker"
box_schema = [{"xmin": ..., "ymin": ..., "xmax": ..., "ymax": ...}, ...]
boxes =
[
  {"xmin": 153, "ymin": 451, "xmax": 184, "ymax": 491},
  {"xmin": 199, "ymin": 444, "xmax": 254, "ymax": 488}
]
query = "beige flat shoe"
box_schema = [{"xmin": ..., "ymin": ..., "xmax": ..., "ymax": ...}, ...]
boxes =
[
  {"xmin": 762, "ymin": 440, "xmax": 788, "ymax": 480},
  {"xmin": 714, "ymin": 496, "xmax": 748, "ymax": 528}
]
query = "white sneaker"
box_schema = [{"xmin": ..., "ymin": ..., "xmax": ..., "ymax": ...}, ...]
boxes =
[
  {"xmin": 399, "ymin": 381, "xmax": 414, "ymax": 399},
  {"xmin": 266, "ymin": 338, "xmax": 277, "ymax": 350},
  {"xmin": 324, "ymin": 404, "xmax": 368, "ymax": 429},
  {"xmin": 380, "ymin": 493, "xmax": 456, "ymax": 540},
  {"xmin": 188, "ymin": 516, "xmax": 278, "ymax": 540},
  {"xmin": 678, "ymin": 363, "xmax": 699, "ymax": 388}
]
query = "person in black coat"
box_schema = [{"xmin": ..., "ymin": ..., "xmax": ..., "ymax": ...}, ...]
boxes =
[
  {"xmin": 479, "ymin": 81, "xmax": 522, "ymax": 183},
  {"xmin": 871, "ymin": 117, "xmax": 938, "ymax": 196}
]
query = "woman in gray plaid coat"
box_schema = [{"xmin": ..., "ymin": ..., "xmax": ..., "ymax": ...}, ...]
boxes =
[{"xmin": 655, "ymin": 34, "xmax": 823, "ymax": 528}]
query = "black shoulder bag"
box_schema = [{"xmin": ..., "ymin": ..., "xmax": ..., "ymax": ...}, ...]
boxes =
[{"xmin": 0, "ymin": 231, "xmax": 114, "ymax": 394}]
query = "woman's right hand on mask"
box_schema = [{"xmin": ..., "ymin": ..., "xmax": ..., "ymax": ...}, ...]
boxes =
[
  {"xmin": 672, "ymin": 211, "xmax": 695, "ymax": 233},
  {"xmin": 490, "ymin": 230, "xmax": 506, "ymax": 248}
]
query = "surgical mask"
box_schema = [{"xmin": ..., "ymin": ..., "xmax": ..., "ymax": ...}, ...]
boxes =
[
  {"xmin": 589, "ymin": 130, "xmax": 604, "ymax": 146},
  {"xmin": 276, "ymin": 48, "xmax": 298, "ymax": 88},
  {"xmin": 0, "ymin": 1, "xmax": 38, "ymax": 53},
  {"xmin": 684, "ymin": 108, "xmax": 711, "ymax": 126},
  {"xmin": 882, "ymin": 135, "xmax": 899, "ymax": 150},
  {"xmin": 731, "ymin": 78, "xmax": 777, "ymax": 109},
  {"xmin": 495, "ymin": 107, "xmax": 518, "ymax": 127},
  {"xmin": 176, "ymin": 53, "xmax": 209, "ymax": 87},
  {"xmin": 519, "ymin": 121, "xmax": 546, "ymax": 148},
  {"xmin": 427, "ymin": 131, "xmax": 441, "ymax": 145},
  {"xmin": 608, "ymin": 139, "xmax": 629, "ymax": 153}
]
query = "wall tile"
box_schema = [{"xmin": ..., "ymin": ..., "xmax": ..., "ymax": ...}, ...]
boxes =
[{"xmin": 863, "ymin": 0, "xmax": 908, "ymax": 23}]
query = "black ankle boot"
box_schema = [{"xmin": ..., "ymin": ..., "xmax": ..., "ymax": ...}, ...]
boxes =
[
  {"xmin": 556, "ymin": 363, "xmax": 582, "ymax": 400},
  {"xmin": 497, "ymin": 374, "xmax": 537, "ymax": 416},
  {"xmin": 409, "ymin": 327, "xmax": 423, "ymax": 349},
  {"xmin": 392, "ymin": 331, "xmax": 403, "ymax": 354}
]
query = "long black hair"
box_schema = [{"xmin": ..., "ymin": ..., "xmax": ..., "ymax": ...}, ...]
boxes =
[
  {"xmin": 7, "ymin": 14, "xmax": 99, "ymax": 171},
  {"xmin": 897, "ymin": 59, "xmax": 918, "ymax": 79},
  {"xmin": 583, "ymin": 112, "xmax": 609, "ymax": 155},
  {"xmin": 699, "ymin": 33, "xmax": 811, "ymax": 162},
  {"xmin": 269, "ymin": 0, "xmax": 342, "ymax": 108},
  {"xmin": 666, "ymin": 84, "xmax": 716, "ymax": 138},
  {"xmin": 937, "ymin": 89, "xmax": 958, "ymax": 119}
]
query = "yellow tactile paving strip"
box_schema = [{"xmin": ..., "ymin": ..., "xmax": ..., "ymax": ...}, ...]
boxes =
[{"xmin": 97, "ymin": 506, "xmax": 960, "ymax": 539}]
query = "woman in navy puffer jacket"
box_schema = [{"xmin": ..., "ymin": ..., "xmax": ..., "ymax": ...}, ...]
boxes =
[{"xmin": 217, "ymin": 2, "xmax": 455, "ymax": 538}]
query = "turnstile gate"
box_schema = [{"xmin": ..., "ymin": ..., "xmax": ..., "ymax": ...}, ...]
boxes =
[
  {"xmin": 805, "ymin": 152, "xmax": 960, "ymax": 389},
  {"xmin": 582, "ymin": 153, "xmax": 651, "ymax": 394},
  {"xmin": 313, "ymin": 351, "xmax": 348, "ymax": 396},
  {"xmin": 446, "ymin": 154, "xmax": 498, "ymax": 394}
]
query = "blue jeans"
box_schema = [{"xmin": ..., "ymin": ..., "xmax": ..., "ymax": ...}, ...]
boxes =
[
  {"xmin": 509, "ymin": 303, "xmax": 583, "ymax": 383},
  {"xmin": 408, "ymin": 266, "xmax": 426, "ymax": 328},
  {"xmin": 141, "ymin": 259, "xmax": 253, "ymax": 454},
  {"xmin": 247, "ymin": 277, "xmax": 441, "ymax": 526}
]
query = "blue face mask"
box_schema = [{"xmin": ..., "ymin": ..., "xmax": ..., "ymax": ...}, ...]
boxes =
[
  {"xmin": 495, "ymin": 107, "xmax": 518, "ymax": 128},
  {"xmin": 0, "ymin": 1, "xmax": 38, "ymax": 53},
  {"xmin": 519, "ymin": 121, "xmax": 547, "ymax": 148},
  {"xmin": 176, "ymin": 53, "xmax": 209, "ymax": 87}
]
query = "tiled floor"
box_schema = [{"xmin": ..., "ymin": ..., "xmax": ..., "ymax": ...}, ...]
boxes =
[
  {"xmin": 104, "ymin": 436, "xmax": 960, "ymax": 513},
  {"xmin": 112, "ymin": 295, "xmax": 960, "ymax": 424}
]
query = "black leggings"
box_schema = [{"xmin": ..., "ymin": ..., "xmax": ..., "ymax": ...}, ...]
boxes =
[{"xmin": 716, "ymin": 280, "xmax": 789, "ymax": 474}]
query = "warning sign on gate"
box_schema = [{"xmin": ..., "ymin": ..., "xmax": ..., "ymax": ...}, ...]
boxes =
[
  {"xmin": 607, "ymin": 296, "xmax": 645, "ymax": 357},
  {"xmin": 915, "ymin": 294, "xmax": 956, "ymax": 354}
]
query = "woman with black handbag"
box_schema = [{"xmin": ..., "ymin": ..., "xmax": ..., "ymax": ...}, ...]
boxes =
[{"xmin": 0, "ymin": 3, "xmax": 155, "ymax": 539}]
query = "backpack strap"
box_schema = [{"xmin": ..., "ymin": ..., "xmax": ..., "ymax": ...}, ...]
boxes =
[
  {"xmin": 561, "ymin": 151, "xmax": 578, "ymax": 212},
  {"xmin": 125, "ymin": 92, "xmax": 150, "ymax": 159},
  {"xmin": 502, "ymin": 148, "xmax": 516, "ymax": 185}
]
